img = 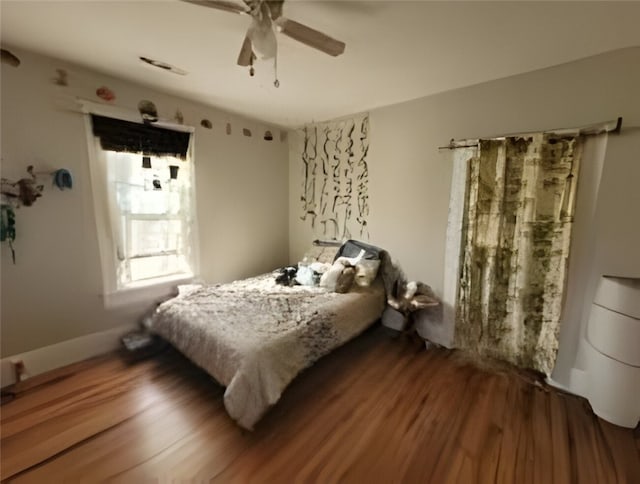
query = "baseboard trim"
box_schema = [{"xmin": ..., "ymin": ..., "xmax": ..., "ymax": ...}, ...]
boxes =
[
  {"xmin": 1, "ymin": 324, "xmax": 137, "ymax": 388},
  {"xmin": 546, "ymin": 368, "xmax": 588, "ymax": 399}
]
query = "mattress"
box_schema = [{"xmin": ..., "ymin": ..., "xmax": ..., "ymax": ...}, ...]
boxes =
[{"xmin": 150, "ymin": 272, "xmax": 385, "ymax": 429}]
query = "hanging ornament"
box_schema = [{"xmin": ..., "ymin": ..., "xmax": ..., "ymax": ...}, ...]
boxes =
[
  {"xmin": 138, "ymin": 100, "xmax": 158, "ymax": 123},
  {"xmin": 174, "ymin": 109, "xmax": 184, "ymax": 125},
  {"xmin": 96, "ymin": 86, "xmax": 115, "ymax": 102},
  {"xmin": 53, "ymin": 69, "xmax": 68, "ymax": 86}
]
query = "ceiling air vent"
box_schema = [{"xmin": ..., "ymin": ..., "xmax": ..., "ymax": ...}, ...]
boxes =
[{"xmin": 139, "ymin": 56, "xmax": 187, "ymax": 76}]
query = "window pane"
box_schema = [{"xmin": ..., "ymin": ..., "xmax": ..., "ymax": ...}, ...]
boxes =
[
  {"xmin": 130, "ymin": 219, "xmax": 182, "ymax": 257},
  {"xmin": 129, "ymin": 254, "xmax": 189, "ymax": 282},
  {"xmin": 115, "ymin": 180, "xmax": 181, "ymax": 215},
  {"xmin": 111, "ymin": 153, "xmax": 189, "ymax": 216},
  {"xmin": 106, "ymin": 150, "xmax": 194, "ymax": 288}
]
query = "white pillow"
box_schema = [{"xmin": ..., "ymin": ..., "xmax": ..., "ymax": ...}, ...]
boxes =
[{"xmin": 301, "ymin": 245, "xmax": 340, "ymax": 264}]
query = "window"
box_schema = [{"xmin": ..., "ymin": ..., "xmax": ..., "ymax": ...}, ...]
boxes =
[
  {"xmin": 106, "ymin": 151, "xmax": 195, "ymax": 287},
  {"xmin": 84, "ymin": 106, "xmax": 197, "ymax": 304}
]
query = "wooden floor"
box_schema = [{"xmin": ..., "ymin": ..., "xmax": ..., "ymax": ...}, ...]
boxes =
[{"xmin": 1, "ymin": 328, "xmax": 638, "ymax": 483}]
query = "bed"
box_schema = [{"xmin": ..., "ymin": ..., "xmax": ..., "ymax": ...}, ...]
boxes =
[{"xmin": 149, "ymin": 271, "xmax": 385, "ymax": 429}]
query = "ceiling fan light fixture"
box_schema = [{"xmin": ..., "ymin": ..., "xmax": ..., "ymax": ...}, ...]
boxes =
[
  {"xmin": 182, "ymin": 0, "xmax": 344, "ymax": 88},
  {"xmin": 247, "ymin": 12, "xmax": 277, "ymax": 60},
  {"xmin": 244, "ymin": 3, "xmax": 279, "ymax": 87}
]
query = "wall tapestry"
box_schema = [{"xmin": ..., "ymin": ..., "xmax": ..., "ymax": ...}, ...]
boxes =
[
  {"xmin": 455, "ymin": 134, "xmax": 583, "ymax": 375},
  {"xmin": 299, "ymin": 114, "xmax": 370, "ymax": 241}
]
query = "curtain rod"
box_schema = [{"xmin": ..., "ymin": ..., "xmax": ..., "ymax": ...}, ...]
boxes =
[{"xmin": 438, "ymin": 117, "xmax": 623, "ymax": 150}]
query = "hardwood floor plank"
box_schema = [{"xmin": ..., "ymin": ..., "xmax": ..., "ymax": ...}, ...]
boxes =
[
  {"xmin": 0, "ymin": 354, "xmax": 157, "ymax": 422},
  {"xmin": 474, "ymin": 373, "xmax": 510, "ymax": 484},
  {"xmin": 1, "ymin": 367, "xmax": 190, "ymax": 478},
  {"xmin": 548, "ymin": 391, "xmax": 573, "ymax": 483},
  {"xmin": 566, "ymin": 396, "xmax": 616, "ymax": 484},
  {"xmin": 2, "ymin": 327, "xmax": 638, "ymax": 483},
  {"xmin": 338, "ymin": 351, "xmax": 450, "ymax": 482},
  {"xmin": 530, "ymin": 386, "xmax": 551, "ymax": 482},
  {"xmin": 212, "ymin": 339, "xmax": 422, "ymax": 482},
  {"xmin": 10, "ymin": 373, "xmax": 222, "ymax": 483},
  {"xmin": 598, "ymin": 420, "xmax": 640, "ymax": 484}
]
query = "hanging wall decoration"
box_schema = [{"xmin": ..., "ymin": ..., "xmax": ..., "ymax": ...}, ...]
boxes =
[
  {"xmin": 1, "ymin": 49, "xmax": 21, "ymax": 67},
  {"xmin": 53, "ymin": 69, "xmax": 68, "ymax": 86},
  {"xmin": 1, "ymin": 165, "xmax": 72, "ymax": 264},
  {"xmin": 174, "ymin": 109, "xmax": 184, "ymax": 125},
  {"xmin": 96, "ymin": 86, "xmax": 115, "ymax": 102},
  {"xmin": 138, "ymin": 100, "xmax": 158, "ymax": 123},
  {"xmin": 299, "ymin": 113, "xmax": 370, "ymax": 241},
  {"xmin": 1, "ymin": 166, "xmax": 44, "ymax": 207}
]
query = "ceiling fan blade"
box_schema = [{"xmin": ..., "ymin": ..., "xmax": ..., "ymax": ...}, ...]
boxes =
[
  {"xmin": 237, "ymin": 35, "xmax": 254, "ymax": 66},
  {"xmin": 275, "ymin": 18, "xmax": 345, "ymax": 57},
  {"xmin": 181, "ymin": 0, "xmax": 249, "ymax": 15}
]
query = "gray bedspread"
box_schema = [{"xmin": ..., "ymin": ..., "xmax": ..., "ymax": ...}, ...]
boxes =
[{"xmin": 150, "ymin": 273, "xmax": 385, "ymax": 429}]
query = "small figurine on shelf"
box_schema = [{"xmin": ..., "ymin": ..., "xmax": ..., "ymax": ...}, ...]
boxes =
[{"xmin": 387, "ymin": 281, "xmax": 440, "ymax": 315}]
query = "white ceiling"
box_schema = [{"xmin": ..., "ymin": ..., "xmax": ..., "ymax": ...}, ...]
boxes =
[{"xmin": 2, "ymin": 0, "xmax": 640, "ymax": 127}]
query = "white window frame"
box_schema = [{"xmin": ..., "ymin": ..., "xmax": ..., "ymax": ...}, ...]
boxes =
[{"xmin": 81, "ymin": 100, "xmax": 199, "ymax": 308}]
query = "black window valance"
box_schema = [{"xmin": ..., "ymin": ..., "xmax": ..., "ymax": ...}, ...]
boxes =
[{"xmin": 90, "ymin": 115, "xmax": 190, "ymax": 159}]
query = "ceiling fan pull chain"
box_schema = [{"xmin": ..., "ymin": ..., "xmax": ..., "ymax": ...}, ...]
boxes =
[{"xmin": 274, "ymin": 53, "xmax": 280, "ymax": 88}]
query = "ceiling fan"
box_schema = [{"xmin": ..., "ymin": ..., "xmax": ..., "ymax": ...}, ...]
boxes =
[{"xmin": 181, "ymin": 0, "xmax": 346, "ymax": 86}]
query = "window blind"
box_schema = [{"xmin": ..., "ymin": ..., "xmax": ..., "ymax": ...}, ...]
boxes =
[{"xmin": 90, "ymin": 114, "xmax": 190, "ymax": 159}]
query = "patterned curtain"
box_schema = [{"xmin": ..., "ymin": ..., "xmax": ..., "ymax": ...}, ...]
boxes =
[{"xmin": 455, "ymin": 134, "xmax": 583, "ymax": 375}]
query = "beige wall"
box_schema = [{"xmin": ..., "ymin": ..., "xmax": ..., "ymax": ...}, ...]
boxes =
[
  {"xmin": 1, "ymin": 47, "xmax": 289, "ymax": 356},
  {"xmin": 289, "ymin": 47, "xmax": 640, "ymax": 387}
]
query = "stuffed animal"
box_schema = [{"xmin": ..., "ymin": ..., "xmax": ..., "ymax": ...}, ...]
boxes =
[
  {"xmin": 320, "ymin": 249, "xmax": 366, "ymax": 293},
  {"xmin": 384, "ymin": 280, "xmax": 439, "ymax": 340},
  {"xmin": 335, "ymin": 266, "xmax": 356, "ymax": 293},
  {"xmin": 275, "ymin": 266, "xmax": 298, "ymax": 286},
  {"xmin": 388, "ymin": 281, "xmax": 439, "ymax": 314}
]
